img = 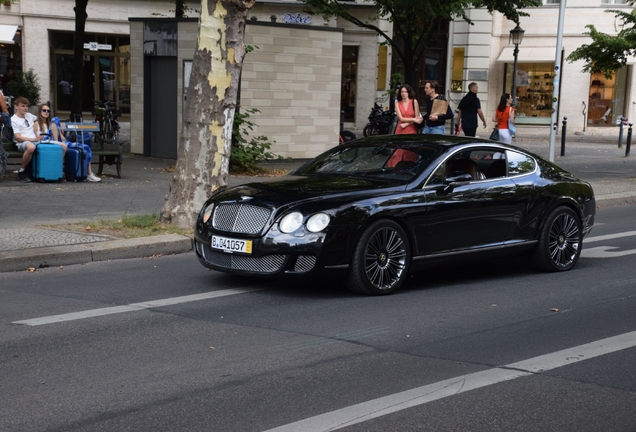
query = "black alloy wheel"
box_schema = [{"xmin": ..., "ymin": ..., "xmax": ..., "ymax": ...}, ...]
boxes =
[
  {"xmin": 532, "ymin": 206, "xmax": 582, "ymax": 271},
  {"xmin": 348, "ymin": 219, "xmax": 410, "ymax": 295}
]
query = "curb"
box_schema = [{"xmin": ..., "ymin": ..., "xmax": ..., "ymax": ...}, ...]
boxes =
[{"xmin": 0, "ymin": 234, "xmax": 193, "ymax": 273}]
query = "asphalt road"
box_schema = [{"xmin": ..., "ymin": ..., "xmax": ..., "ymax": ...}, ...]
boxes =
[{"xmin": 2, "ymin": 204, "xmax": 636, "ymax": 432}]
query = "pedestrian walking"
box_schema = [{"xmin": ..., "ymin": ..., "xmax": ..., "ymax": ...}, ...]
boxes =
[
  {"xmin": 422, "ymin": 81, "xmax": 453, "ymax": 135},
  {"xmin": 457, "ymin": 82, "xmax": 487, "ymax": 137},
  {"xmin": 493, "ymin": 93, "xmax": 514, "ymax": 144}
]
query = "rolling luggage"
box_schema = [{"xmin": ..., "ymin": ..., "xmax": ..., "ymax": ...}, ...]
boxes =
[
  {"xmin": 64, "ymin": 144, "xmax": 89, "ymax": 181},
  {"xmin": 31, "ymin": 142, "xmax": 64, "ymax": 182}
]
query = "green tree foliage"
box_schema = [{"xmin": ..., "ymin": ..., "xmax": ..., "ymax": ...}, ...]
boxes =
[
  {"xmin": 567, "ymin": 7, "xmax": 636, "ymax": 79},
  {"xmin": 230, "ymin": 106, "xmax": 280, "ymax": 174},
  {"xmin": 6, "ymin": 69, "xmax": 41, "ymax": 105},
  {"xmin": 302, "ymin": 0, "xmax": 542, "ymax": 87}
]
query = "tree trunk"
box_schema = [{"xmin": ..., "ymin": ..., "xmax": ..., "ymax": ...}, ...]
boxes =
[
  {"xmin": 175, "ymin": 0, "xmax": 185, "ymax": 18},
  {"xmin": 71, "ymin": 0, "xmax": 89, "ymax": 121},
  {"xmin": 160, "ymin": 0, "xmax": 255, "ymax": 228}
]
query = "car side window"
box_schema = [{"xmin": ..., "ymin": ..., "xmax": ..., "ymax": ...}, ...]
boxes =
[{"xmin": 507, "ymin": 150, "xmax": 536, "ymax": 176}]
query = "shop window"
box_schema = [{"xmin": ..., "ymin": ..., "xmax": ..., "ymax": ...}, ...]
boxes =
[
  {"xmin": 377, "ymin": 45, "xmax": 387, "ymax": 91},
  {"xmin": 450, "ymin": 47, "xmax": 464, "ymax": 92},
  {"xmin": 588, "ymin": 68, "xmax": 626, "ymax": 126},
  {"xmin": 341, "ymin": 46, "xmax": 358, "ymax": 122},
  {"xmin": 52, "ymin": 30, "xmax": 130, "ymax": 117},
  {"xmin": 506, "ymin": 62, "xmax": 554, "ymax": 125}
]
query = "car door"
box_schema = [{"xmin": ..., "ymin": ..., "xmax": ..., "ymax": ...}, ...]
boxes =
[{"xmin": 414, "ymin": 148, "xmax": 520, "ymax": 256}]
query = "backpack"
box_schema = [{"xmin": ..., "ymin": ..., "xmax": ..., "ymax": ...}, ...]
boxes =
[{"xmin": 1, "ymin": 112, "xmax": 13, "ymax": 142}]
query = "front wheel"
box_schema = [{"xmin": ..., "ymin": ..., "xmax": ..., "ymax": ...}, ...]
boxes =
[
  {"xmin": 347, "ymin": 219, "xmax": 411, "ymax": 295},
  {"xmin": 532, "ymin": 206, "xmax": 582, "ymax": 272}
]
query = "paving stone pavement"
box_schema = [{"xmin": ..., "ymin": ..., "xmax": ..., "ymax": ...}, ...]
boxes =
[{"xmin": 0, "ymin": 227, "xmax": 114, "ymax": 252}]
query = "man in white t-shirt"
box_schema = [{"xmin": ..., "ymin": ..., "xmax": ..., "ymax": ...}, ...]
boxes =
[{"xmin": 11, "ymin": 97, "xmax": 39, "ymax": 182}]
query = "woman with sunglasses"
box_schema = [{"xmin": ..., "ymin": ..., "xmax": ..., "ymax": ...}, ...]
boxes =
[
  {"xmin": 34, "ymin": 104, "xmax": 67, "ymax": 156},
  {"xmin": 49, "ymin": 114, "xmax": 101, "ymax": 182}
]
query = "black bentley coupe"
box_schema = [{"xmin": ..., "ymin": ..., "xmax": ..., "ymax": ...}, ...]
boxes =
[{"xmin": 194, "ymin": 135, "xmax": 595, "ymax": 295}]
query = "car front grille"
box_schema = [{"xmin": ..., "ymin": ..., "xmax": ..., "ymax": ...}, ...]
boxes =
[
  {"xmin": 294, "ymin": 256, "xmax": 316, "ymax": 273},
  {"xmin": 212, "ymin": 203, "xmax": 271, "ymax": 234},
  {"xmin": 198, "ymin": 243, "xmax": 285, "ymax": 273}
]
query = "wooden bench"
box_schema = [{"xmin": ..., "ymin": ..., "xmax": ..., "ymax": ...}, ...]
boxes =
[{"xmin": 65, "ymin": 122, "xmax": 123, "ymax": 178}]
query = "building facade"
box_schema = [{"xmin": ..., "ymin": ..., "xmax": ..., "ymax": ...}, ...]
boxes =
[
  {"xmin": 449, "ymin": 0, "xmax": 635, "ymax": 133},
  {"xmin": 1, "ymin": 0, "xmax": 634, "ymax": 160}
]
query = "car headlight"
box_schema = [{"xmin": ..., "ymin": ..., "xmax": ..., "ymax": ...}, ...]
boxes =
[
  {"xmin": 306, "ymin": 213, "xmax": 330, "ymax": 232},
  {"xmin": 202, "ymin": 203, "xmax": 214, "ymax": 224},
  {"xmin": 279, "ymin": 212, "xmax": 303, "ymax": 233}
]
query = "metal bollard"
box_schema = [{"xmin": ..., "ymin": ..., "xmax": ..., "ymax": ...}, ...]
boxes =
[
  {"xmin": 626, "ymin": 123, "xmax": 633, "ymax": 157},
  {"xmin": 560, "ymin": 117, "xmax": 567, "ymax": 156},
  {"xmin": 618, "ymin": 116, "xmax": 624, "ymax": 148}
]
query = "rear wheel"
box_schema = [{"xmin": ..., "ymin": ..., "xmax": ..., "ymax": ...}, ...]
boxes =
[
  {"xmin": 102, "ymin": 118, "xmax": 114, "ymax": 140},
  {"xmin": 363, "ymin": 124, "xmax": 378, "ymax": 137},
  {"xmin": 532, "ymin": 206, "xmax": 582, "ymax": 272},
  {"xmin": 347, "ymin": 219, "xmax": 410, "ymax": 295}
]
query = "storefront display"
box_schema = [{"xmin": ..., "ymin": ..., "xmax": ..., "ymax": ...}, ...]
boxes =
[{"xmin": 505, "ymin": 62, "xmax": 554, "ymax": 125}]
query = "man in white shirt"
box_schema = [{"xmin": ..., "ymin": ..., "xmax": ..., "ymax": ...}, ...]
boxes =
[{"xmin": 11, "ymin": 97, "xmax": 39, "ymax": 182}]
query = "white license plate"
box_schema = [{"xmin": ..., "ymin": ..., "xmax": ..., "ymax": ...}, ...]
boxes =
[{"xmin": 211, "ymin": 236, "xmax": 252, "ymax": 254}]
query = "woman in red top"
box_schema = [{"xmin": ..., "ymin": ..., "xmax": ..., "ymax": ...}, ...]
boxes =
[
  {"xmin": 492, "ymin": 93, "xmax": 514, "ymax": 144},
  {"xmin": 395, "ymin": 84, "xmax": 422, "ymax": 134}
]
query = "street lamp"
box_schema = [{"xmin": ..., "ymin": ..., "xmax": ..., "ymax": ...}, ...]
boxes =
[{"xmin": 509, "ymin": 23, "xmax": 525, "ymax": 108}]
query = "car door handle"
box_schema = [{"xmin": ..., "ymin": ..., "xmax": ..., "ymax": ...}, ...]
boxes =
[{"xmin": 502, "ymin": 190, "xmax": 516, "ymax": 195}]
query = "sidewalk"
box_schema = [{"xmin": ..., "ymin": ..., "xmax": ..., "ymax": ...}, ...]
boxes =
[{"xmin": 1, "ymin": 128, "xmax": 634, "ymax": 273}]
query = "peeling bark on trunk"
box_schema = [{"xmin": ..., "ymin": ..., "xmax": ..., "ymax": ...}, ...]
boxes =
[{"xmin": 160, "ymin": 0, "xmax": 255, "ymax": 228}]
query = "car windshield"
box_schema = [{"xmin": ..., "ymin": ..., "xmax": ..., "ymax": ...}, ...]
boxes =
[{"xmin": 294, "ymin": 142, "xmax": 443, "ymax": 183}]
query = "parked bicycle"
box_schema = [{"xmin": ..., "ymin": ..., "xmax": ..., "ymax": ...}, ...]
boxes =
[{"xmin": 93, "ymin": 100, "xmax": 120, "ymax": 141}]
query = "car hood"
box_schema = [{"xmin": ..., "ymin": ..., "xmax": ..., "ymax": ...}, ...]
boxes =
[{"xmin": 210, "ymin": 175, "xmax": 404, "ymax": 208}]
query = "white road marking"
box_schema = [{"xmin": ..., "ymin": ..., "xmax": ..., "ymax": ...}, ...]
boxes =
[
  {"xmin": 585, "ymin": 230, "xmax": 636, "ymax": 243},
  {"xmin": 262, "ymin": 330, "xmax": 636, "ymax": 432},
  {"xmin": 12, "ymin": 288, "xmax": 260, "ymax": 326},
  {"xmin": 581, "ymin": 246, "xmax": 636, "ymax": 259},
  {"xmin": 581, "ymin": 230, "xmax": 636, "ymax": 258}
]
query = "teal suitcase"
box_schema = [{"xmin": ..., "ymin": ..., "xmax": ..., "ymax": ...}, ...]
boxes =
[{"xmin": 31, "ymin": 142, "xmax": 64, "ymax": 182}]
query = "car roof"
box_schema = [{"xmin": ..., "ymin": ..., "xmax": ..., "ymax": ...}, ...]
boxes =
[{"xmin": 349, "ymin": 134, "xmax": 501, "ymax": 149}]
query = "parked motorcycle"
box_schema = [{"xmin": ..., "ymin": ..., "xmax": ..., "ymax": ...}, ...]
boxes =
[{"xmin": 363, "ymin": 103, "xmax": 396, "ymax": 136}]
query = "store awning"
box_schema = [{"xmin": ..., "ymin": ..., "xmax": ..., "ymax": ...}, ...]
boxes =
[
  {"xmin": 0, "ymin": 25, "xmax": 18, "ymax": 44},
  {"xmin": 496, "ymin": 47, "xmax": 556, "ymax": 63}
]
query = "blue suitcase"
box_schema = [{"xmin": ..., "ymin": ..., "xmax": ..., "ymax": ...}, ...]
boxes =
[
  {"xmin": 64, "ymin": 145, "xmax": 89, "ymax": 181},
  {"xmin": 31, "ymin": 143, "xmax": 64, "ymax": 182}
]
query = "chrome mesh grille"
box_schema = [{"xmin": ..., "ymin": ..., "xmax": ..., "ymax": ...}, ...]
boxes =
[
  {"xmin": 294, "ymin": 256, "xmax": 316, "ymax": 273},
  {"xmin": 200, "ymin": 244, "xmax": 285, "ymax": 273},
  {"xmin": 212, "ymin": 203, "xmax": 271, "ymax": 234}
]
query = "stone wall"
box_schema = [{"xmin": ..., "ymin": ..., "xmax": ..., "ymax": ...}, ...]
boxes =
[{"xmin": 240, "ymin": 22, "xmax": 343, "ymax": 158}]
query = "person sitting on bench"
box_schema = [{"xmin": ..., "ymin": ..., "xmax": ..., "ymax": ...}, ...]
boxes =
[
  {"xmin": 11, "ymin": 97, "xmax": 40, "ymax": 182},
  {"xmin": 33, "ymin": 103, "xmax": 67, "ymax": 155},
  {"xmin": 50, "ymin": 117, "xmax": 101, "ymax": 182}
]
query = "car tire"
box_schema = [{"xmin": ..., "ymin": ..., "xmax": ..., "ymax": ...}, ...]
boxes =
[
  {"xmin": 347, "ymin": 219, "xmax": 410, "ymax": 295},
  {"xmin": 532, "ymin": 206, "xmax": 582, "ymax": 272}
]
